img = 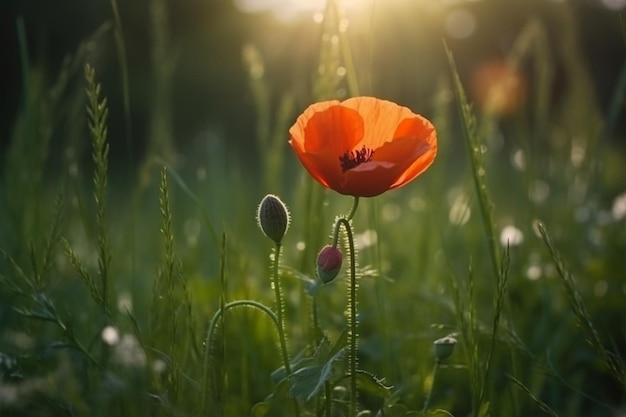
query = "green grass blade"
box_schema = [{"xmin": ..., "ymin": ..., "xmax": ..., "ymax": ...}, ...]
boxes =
[
  {"xmin": 506, "ymin": 373, "xmax": 559, "ymax": 417},
  {"xmin": 444, "ymin": 42, "xmax": 501, "ymax": 281},
  {"xmin": 155, "ymin": 157, "xmax": 220, "ymax": 247},
  {"xmin": 536, "ymin": 221, "xmax": 626, "ymax": 394}
]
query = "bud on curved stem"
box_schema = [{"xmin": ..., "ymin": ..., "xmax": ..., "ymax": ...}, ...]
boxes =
[
  {"xmin": 317, "ymin": 245, "xmax": 343, "ymax": 284},
  {"xmin": 328, "ymin": 196, "xmax": 360, "ymax": 417}
]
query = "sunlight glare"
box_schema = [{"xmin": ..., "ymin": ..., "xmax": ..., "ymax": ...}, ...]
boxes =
[
  {"xmin": 600, "ymin": 0, "xmax": 626, "ymax": 10},
  {"xmin": 234, "ymin": 0, "xmax": 370, "ymax": 21}
]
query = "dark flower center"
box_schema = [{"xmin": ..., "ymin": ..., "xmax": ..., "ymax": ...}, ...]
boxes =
[{"xmin": 339, "ymin": 146, "xmax": 374, "ymax": 172}]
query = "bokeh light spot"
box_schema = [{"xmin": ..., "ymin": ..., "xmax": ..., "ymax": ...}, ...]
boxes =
[
  {"xmin": 471, "ymin": 60, "xmax": 527, "ymax": 115},
  {"xmin": 594, "ymin": 280, "xmax": 608, "ymax": 297},
  {"xmin": 382, "ymin": 203, "xmax": 401, "ymax": 223},
  {"xmin": 409, "ymin": 196, "xmax": 426, "ymax": 212},
  {"xmin": 601, "ymin": 0, "xmax": 626, "ymax": 10},
  {"xmin": 526, "ymin": 264, "xmax": 542, "ymax": 280},
  {"xmin": 354, "ymin": 229, "xmax": 378, "ymax": 249},
  {"xmin": 511, "ymin": 149, "xmax": 526, "ymax": 171},
  {"xmin": 500, "ymin": 225, "xmax": 524, "ymax": 246},
  {"xmin": 117, "ymin": 291, "xmax": 133, "ymax": 314},
  {"xmin": 102, "ymin": 326, "xmax": 120, "ymax": 346},
  {"xmin": 449, "ymin": 193, "xmax": 471, "ymax": 226},
  {"xmin": 611, "ymin": 191, "xmax": 626, "ymax": 221},
  {"xmin": 444, "ymin": 8, "xmax": 477, "ymax": 39},
  {"xmin": 528, "ymin": 180, "xmax": 550, "ymax": 204}
]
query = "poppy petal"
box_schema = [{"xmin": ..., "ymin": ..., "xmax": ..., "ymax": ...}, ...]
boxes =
[
  {"xmin": 389, "ymin": 116, "xmax": 437, "ymax": 188},
  {"xmin": 335, "ymin": 135, "xmax": 431, "ymax": 197},
  {"xmin": 288, "ymin": 103, "xmax": 365, "ymax": 191},
  {"xmin": 289, "ymin": 102, "xmax": 363, "ymax": 155},
  {"xmin": 342, "ymin": 97, "xmax": 419, "ymax": 149},
  {"xmin": 288, "ymin": 97, "xmax": 437, "ymax": 197}
]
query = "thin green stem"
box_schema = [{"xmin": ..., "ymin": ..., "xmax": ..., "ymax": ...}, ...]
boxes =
[
  {"xmin": 271, "ymin": 243, "xmax": 292, "ymax": 375},
  {"xmin": 422, "ymin": 360, "xmax": 441, "ymax": 413},
  {"xmin": 202, "ymin": 300, "xmax": 279, "ymax": 415},
  {"xmin": 109, "ymin": 0, "xmax": 133, "ymax": 167},
  {"xmin": 271, "ymin": 243, "xmax": 301, "ymax": 417},
  {"xmin": 334, "ymin": 2, "xmax": 360, "ymax": 97},
  {"xmin": 332, "ymin": 197, "xmax": 359, "ymax": 247},
  {"xmin": 312, "ymin": 297, "xmax": 333, "ymax": 417},
  {"xmin": 347, "ymin": 197, "xmax": 359, "ymax": 222},
  {"xmin": 324, "ymin": 382, "xmax": 332, "ymax": 417}
]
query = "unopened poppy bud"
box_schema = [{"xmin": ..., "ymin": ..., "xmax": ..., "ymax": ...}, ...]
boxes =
[
  {"xmin": 433, "ymin": 335, "xmax": 457, "ymax": 361},
  {"xmin": 317, "ymin": 245, "xmax": 342, "ymax": 283},
  {"xmin": 257, "ymin": 194, "xmax": 290, "ymax": 244}
]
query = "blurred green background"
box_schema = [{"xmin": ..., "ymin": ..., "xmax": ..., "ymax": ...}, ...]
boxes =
[
  {"xmin": 3, "ymin": 0, "xmax": 626, "ymax": 171},
  {"xmin": 1, "ymin": 1, "xmax": 626, "ymax": 416}
]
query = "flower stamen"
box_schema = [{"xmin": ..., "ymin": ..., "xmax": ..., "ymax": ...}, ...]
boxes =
[{"xmin": 339, "ymin": 145, "xmax": 374, "ymax": 172}]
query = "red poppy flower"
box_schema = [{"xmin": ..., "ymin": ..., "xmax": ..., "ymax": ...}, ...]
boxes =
[{"xmin": 289, "ymin": 96, "xmax": 437, "ymax": 197}]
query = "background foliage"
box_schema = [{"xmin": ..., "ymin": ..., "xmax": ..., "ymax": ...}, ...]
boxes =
[{"xmin": 1, "ymin": 0, "xmax": 626, "ymax": 416}]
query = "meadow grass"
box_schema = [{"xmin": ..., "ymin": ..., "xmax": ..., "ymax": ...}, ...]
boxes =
[{"xmin": 1, "ymin": 1, "xmax": 626, "ymax": 416}]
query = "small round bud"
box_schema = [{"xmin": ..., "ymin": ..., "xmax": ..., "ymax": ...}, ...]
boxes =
[
  {"xmin": 257, "ymin": 194, "xmax": 290, "ymax": 244},
  {"xmin": 317, "ymin": 245, "xmax": 342, "ymax": 283},
  {"xmin": 433, "ymin": 335, "xmax": 457, "ymax": 361}
]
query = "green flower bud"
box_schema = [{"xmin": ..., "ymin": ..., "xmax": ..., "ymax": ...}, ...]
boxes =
[
  {"xmin": 317, "ymin": 245, "xmax": 342, "ymax": 283},
  {"xmin": 257, "ymin": 194, "xmax": 290, "ymax": 244},
  {"xmin": 433, "ymin": 335, "xmax": 457, "ymax": 361}
]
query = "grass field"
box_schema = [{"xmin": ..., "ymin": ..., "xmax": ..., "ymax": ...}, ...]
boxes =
[{"xmin": 1, "ymin": 1, "xmax": 626, "ymax": 416}]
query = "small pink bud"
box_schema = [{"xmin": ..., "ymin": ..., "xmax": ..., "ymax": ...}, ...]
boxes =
[{"xmin": 316, "ymin": 245, "xmax": 342, "ymax": 283}]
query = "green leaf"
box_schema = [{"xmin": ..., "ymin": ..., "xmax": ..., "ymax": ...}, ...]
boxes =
[
  {"xmin": 250, "ymin": 402, "xmax": 271, "ymax": 417},
  {"xmin": 271, "ymin": 347, "xmax": 310, "ymax": 384},
  {"xmin": 354, "ymin": 370, "xmax": 393, "ymax": 398},
  {"xmin": 328, "ymin": 328, "xmax": 348, "ymax": 358},
  {"xmin": 289, "ymin": 348, "xmax": 345, "ymax": 401},
  {"xmin": 413, "ymin": 410, "xmax": 455, "ymax": 417},
  {"xmin": 251, "ymin": 378, "xmax": 292, "ymax": 415},
  {"xmin": 376, "ymin": 404, "xmax": 409, "ymax": 417},
  {"xmin": 477, "ymin": 401, "xmax": 490, "ymax": 417},
  {"xmin": 273, "ymin": 329, "xmax": 348, "ymax": 384}
]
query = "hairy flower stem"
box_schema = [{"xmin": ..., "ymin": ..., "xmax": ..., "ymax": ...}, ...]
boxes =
[
  {"xmin": 271, "ymin": 243, "xmax": 292, "ymax": 375},
  {"xmin": 332, "ymin": 197, "xmax": 359, "ymax": 416},
  {"xmin": 202, "ymin": 299, "xmax": 299, "ymax": 416},
  {"xmin": 203, "ymin": 300, "xmax": 277, "ymax": 415},
  {"xmin": 271, "ymin": 243, "xmax": 301, "ymax": 417}
]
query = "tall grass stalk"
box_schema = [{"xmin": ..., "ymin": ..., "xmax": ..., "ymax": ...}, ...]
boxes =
[
  {"xmin": 62, "ymin": 65, "xmax": 112, "ymax": 316},
  {"xmin": 537, "ymin": 221, "xmax": 626, "ymax": 394},
  {"xmin": 445, "ymin": 43, "xmax": 514, "ymax": 415},
  {"xmin": 85, "ymin": 64, "xmax": 112, "ymax": 315},
  {"xmin": 480, "ymin": 245, "xmax": 510, "ymax": 405},
  {"xmin": 155, "ymin": 157, "xmax": 220, "ymax": 246},
  {"xmin": 506, "ymin": 373, "xmax": 559, "ymax": 417},
  {"xmin": 149, "ymin": 168, "xmax": 196, "ymax": 410},
  {"xmin": 444, "ymin": 43, "xmax": 501, "ymax": 282}
]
